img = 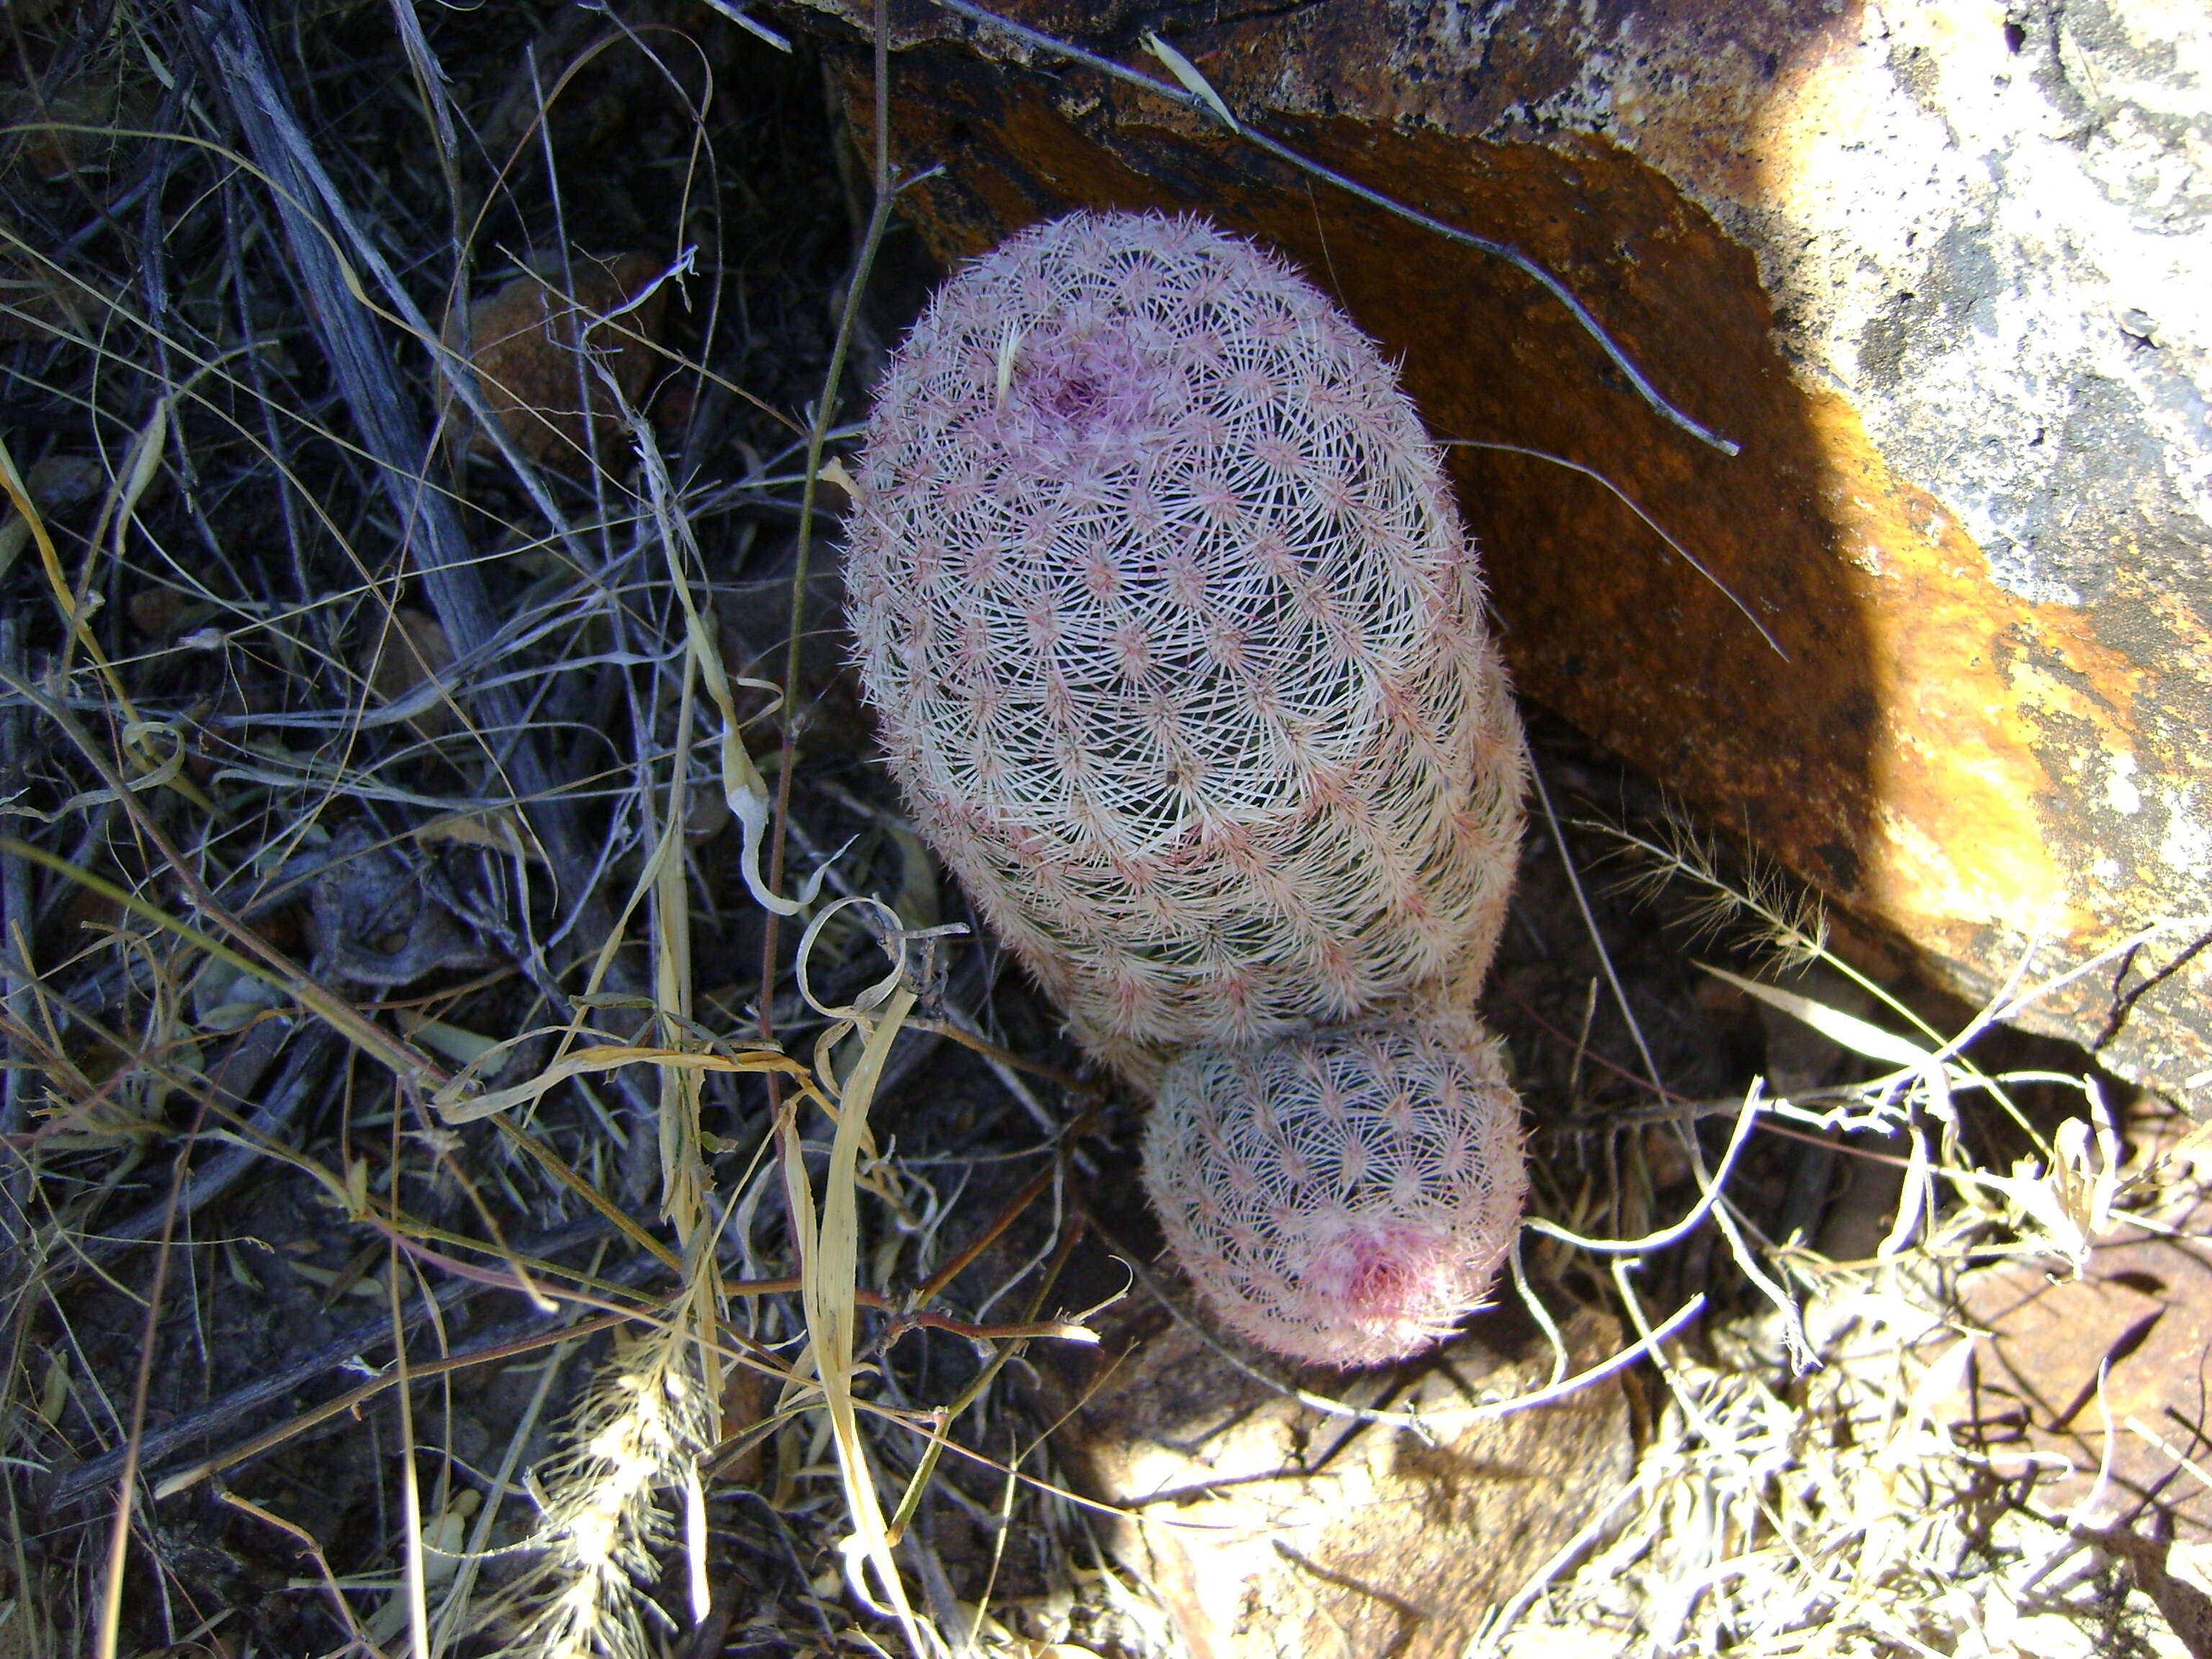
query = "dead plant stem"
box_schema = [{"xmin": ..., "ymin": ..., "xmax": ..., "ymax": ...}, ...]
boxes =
[
  {"xmin": 94, "ymin": 1063, "xmax": 214, "ymax": 1659},
  {"xmin": 0, "ymin": 670, "xmax": 449, "ymax": 1091},
  {"xmin": 759, "ymin": 0, "xmax": 894, "ymax": 1037},
  {"xmin": 0, "ymin": 614, "xmax": 32, "ymax": 1257}
]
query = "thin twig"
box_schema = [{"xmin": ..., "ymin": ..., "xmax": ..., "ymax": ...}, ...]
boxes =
[
  {"xmin": 96, "ymin": 1035, "xmax": 215, "ymax": 1659},
  {"xmin": 83, "ymin": 1022, "xmax": 329, "ymax": 1260},
  {"xmin": 757, "ymin": 0, "xmax": 900, "ymax": 1034},
  {"xmin": 1446, "ymin": 439, "xmax": 1783, "ymax": 658},
  {"xmin": 0, "ymin": 613, "xmax": 32, "ymax": 1267},
  {"xmin": 1526, "ymin": 1084, "xmax": 1763, "ymax": 1256},
  {"xmin": 1528, "ymin": 761, "xmax": 1666, "ymax": 1096}
]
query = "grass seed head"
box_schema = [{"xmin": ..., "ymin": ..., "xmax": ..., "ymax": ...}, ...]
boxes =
[
  {"xmin": 1143, "ymin": 1015, "xmax": 1527, "ymax": 1368},
  {"xmin": 845, "ymin": 210, "xmax": 1528, "ymax": 1083}
]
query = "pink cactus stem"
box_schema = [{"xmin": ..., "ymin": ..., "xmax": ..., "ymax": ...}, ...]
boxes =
[
  {"xmin": 843, "ymin": 210, "xmax": 1527, "ymax": 1085},
  {"xmin": 1142, "ymin": 1015, "xmax": 1527, "ymax": 1369}
]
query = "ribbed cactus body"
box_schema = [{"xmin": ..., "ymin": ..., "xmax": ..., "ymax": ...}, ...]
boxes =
[
  {"xmin": 845, "ymin": 211, "xmax": 1527, "ymax": 1084},
  {"xmin": 1142, "ymin": 1017, "xmax": 1526, "ymax": 1367}
]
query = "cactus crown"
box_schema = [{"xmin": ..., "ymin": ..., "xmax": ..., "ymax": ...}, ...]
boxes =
[
  {"xmin": 845, "ymin": 210, "xmax": 1526, "ymax": 1082},
  {"xmin": 1142, "ymin": 1017, "xmax": 1527, "ymax": 1368}
]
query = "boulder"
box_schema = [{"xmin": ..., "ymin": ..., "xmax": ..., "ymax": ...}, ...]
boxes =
[
  {"xmin": 786, "ymin": 0, "xmax": 2212, "ymax": 1103},
  {"xmin": 1033, "ymin": 1300, "xmax": 1633, "ymax": 1659}
]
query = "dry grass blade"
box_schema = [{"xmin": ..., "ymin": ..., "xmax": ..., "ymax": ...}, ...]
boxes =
[
  {"xmin": 0, "ymin": 428, "xmax": 197, "ymax": 800},
  {"xmin": 1473, "ymin": 800, "xmax": 2197, "ymax": 1657},
  {"xmin": 434, "ymin": 1038, "xmax": 804, "ymax": 1125},
  {"xmin": 1699, "ymin": 962, "xmax": 1938, "ymax": 1071},
  {"xmin": 5, "ymin": 0, "xmax": 933, "ymax": 1645},
  {"xmin": 151, "ymin": 1309, "xmax": 638, "ymax": 1502},
  {"xmin": 0, "ymin": 828, "xmax": 449, "ymax": 1091},
  {"xmin": 1444, "ymin": 438, "xmax": 1786, "ymax": 660},
  {"xmin": 201, "ymin": 3, "xmax": 582, "ymax": 866},
  {"xmin": 784, "ymin": 981, "xmax": 935, "ymax": 1652}
]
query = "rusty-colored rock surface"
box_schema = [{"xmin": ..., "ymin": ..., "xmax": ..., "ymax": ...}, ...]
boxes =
[
  {"xmin": 788, "ymin": 0, "xmax": 2212, "ymax": 1103},
  {"xmin": 1037, "ymin": 1302, "xmax": 1632, "ymax": 1659}
]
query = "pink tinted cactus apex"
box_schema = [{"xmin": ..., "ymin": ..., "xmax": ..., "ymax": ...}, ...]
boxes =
[{"xmin": 1143, "ymin": 1017, "xmax": 1527, "ymax": 1367}]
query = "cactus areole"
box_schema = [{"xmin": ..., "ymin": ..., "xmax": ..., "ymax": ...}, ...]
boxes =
[{"xmin": 845, "ymin": 211, "xmax": 1528, "ymax": 1085}]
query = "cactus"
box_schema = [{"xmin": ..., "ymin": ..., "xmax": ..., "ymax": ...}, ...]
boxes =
[
  {"xmin": 843, "ymin": 210, "xmax": 1530, "ymax": 1365},
  {"xmin": 1141, "ymin": 1016, "xmax": 1526, "ymax": 1368},
  {"xmin": 844, "ymin": 210, "xmax": 1527, "ymax": 1086}
]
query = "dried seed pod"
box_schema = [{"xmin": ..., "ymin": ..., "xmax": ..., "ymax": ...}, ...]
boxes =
[
  {"xmin": 1141, "ymin": 1015, "xmax": 1526, "ymax": 1368},
  {"xmin": 845, "ymin": 210, "xmax": 1527, "ymax": 1083}
]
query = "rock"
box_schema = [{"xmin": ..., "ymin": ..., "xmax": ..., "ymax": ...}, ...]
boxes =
[
  {"xmin": 787, "ymin": 1, "xmax": 2212, "ymax": 1104},
  {"xmin": 444, "ymin": 251, "xmax": 669, "ymax": 469},
  {"xmin": 1, "ymin": 454, "xmax": 109, "ymax": 581},
  {"xmin": 1942, "ymin": 1100, "xmax": 2212, "ymax": 1541},
  {"xmin": 1033, "ymin": 1300, "xmax": 1633, "ymax": 1659},
  {"xmin": 1, "ymin": 68, "xmax": 156, "ymax": 182}
]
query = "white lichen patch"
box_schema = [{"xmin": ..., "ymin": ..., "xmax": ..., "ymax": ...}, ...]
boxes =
[
  {"xmin": 1684, "ymin": 3, "xmax": 2208, "ymax": 607},
  {"xmin": 1263, "ymin": 1, "xmax": 2212, "ymax": 613},
  {"xmin": 2157, "ymin": 783, "xmax": 2211, "ymax": 876},
  {"xmin": 2106, "ymin": 750, "xmax": 2143, "ymax": 816}
]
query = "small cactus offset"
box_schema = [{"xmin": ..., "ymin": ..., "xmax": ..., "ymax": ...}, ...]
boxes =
[
  {"xmin": 1141, "ymin": 1016, "xmax": 1526, "ymax": 1368},
  {"xmin": 845, "ymin": 210, "xmax": 1527, "ymax": 1084}
]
